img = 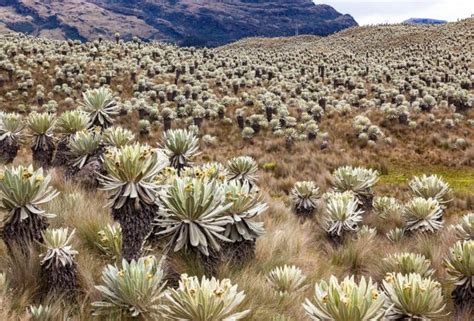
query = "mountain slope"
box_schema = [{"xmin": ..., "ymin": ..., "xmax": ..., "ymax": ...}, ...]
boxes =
[
  {"xmin": 0, "ymin": 0, "xmax": 357, "ymax": 46},
  {"xmin": 403, "ymin": 18, "xmax": 447, "ymax": 25}
]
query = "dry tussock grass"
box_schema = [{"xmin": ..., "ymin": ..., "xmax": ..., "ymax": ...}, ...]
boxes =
[{"xmin": 0, "ymin": 131, "xmax": 472, "ymax": 320}]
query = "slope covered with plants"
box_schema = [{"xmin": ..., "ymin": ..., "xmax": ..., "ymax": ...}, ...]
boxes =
[{"xmin": 0, "ymin": 18, "xmax": 473, "ymax": 320}]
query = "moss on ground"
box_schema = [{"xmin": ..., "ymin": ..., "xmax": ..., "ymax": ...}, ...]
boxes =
[{"xmin": 379, "ymin": 166, "xmax": 474, "ymax": 194}]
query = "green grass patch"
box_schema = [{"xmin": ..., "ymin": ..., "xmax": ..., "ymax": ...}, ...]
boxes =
[{"xmin": 379, "ymin": 166, "xmax": 474, "ymax": 194}]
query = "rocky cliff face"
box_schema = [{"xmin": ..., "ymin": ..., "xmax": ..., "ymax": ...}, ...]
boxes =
[{"xmin": 0, "ymin": 0, "xmax": 357, "ymax": 46}]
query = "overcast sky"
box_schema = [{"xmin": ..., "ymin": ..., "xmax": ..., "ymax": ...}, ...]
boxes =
[{"xmin": 316, "ymin": 0, "xmax": 474, "ymax": 25}]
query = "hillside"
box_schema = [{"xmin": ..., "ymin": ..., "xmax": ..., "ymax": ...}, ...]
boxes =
[
  {"xmin": 0, "ymin": 0, "xmax": 357, "ymax": 46},
  {"xmin": 0, "ymin": 18, "xmax": 473, "ymax": 321}
]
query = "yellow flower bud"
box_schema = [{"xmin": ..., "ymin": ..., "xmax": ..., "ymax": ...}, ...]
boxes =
[
  {"xmin": 214, "ymin": 288, "xmax": 225, "ymax": 297},
  {"xmin": 385, "ymin": 273, "xmax": 395, "ymax": 284},
  {"xmin": 184, "ymin": 183, "xmax": 193, "ymax": 193},
  {"xmin": 22, "ymin": 170, "xmax": 33, "ymax": 179},
  {"xmin": 371, "ymin": 289, "xmax": 379, "ymax": 300}
]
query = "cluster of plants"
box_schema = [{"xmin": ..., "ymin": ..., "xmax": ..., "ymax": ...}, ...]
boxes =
[
  {"xmin": 0, "ymin": 19, "xmax": 471, "ymax": 158},
  {"xmin": 291, "ymin": 167, "xmax": 458, "ymax": 240},
  {"xmin": 0, "ymin": 127, "xmax": 271, "ymax": 319},
  {"xmin": 2, "ymin": 158, "xmax": 469, "ymax": 320},
  {"xmin": 0, "ymin": 18, "xmax": 472, "ymax": 320},
  {"xmin": 287, "ymin": 167, "xmax": 473, "ymax": 319}
]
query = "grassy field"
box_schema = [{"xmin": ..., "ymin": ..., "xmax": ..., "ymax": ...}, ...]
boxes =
[{"xmin": 380, "ymin": 165, "xmax": 474, "ymax": 194}]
